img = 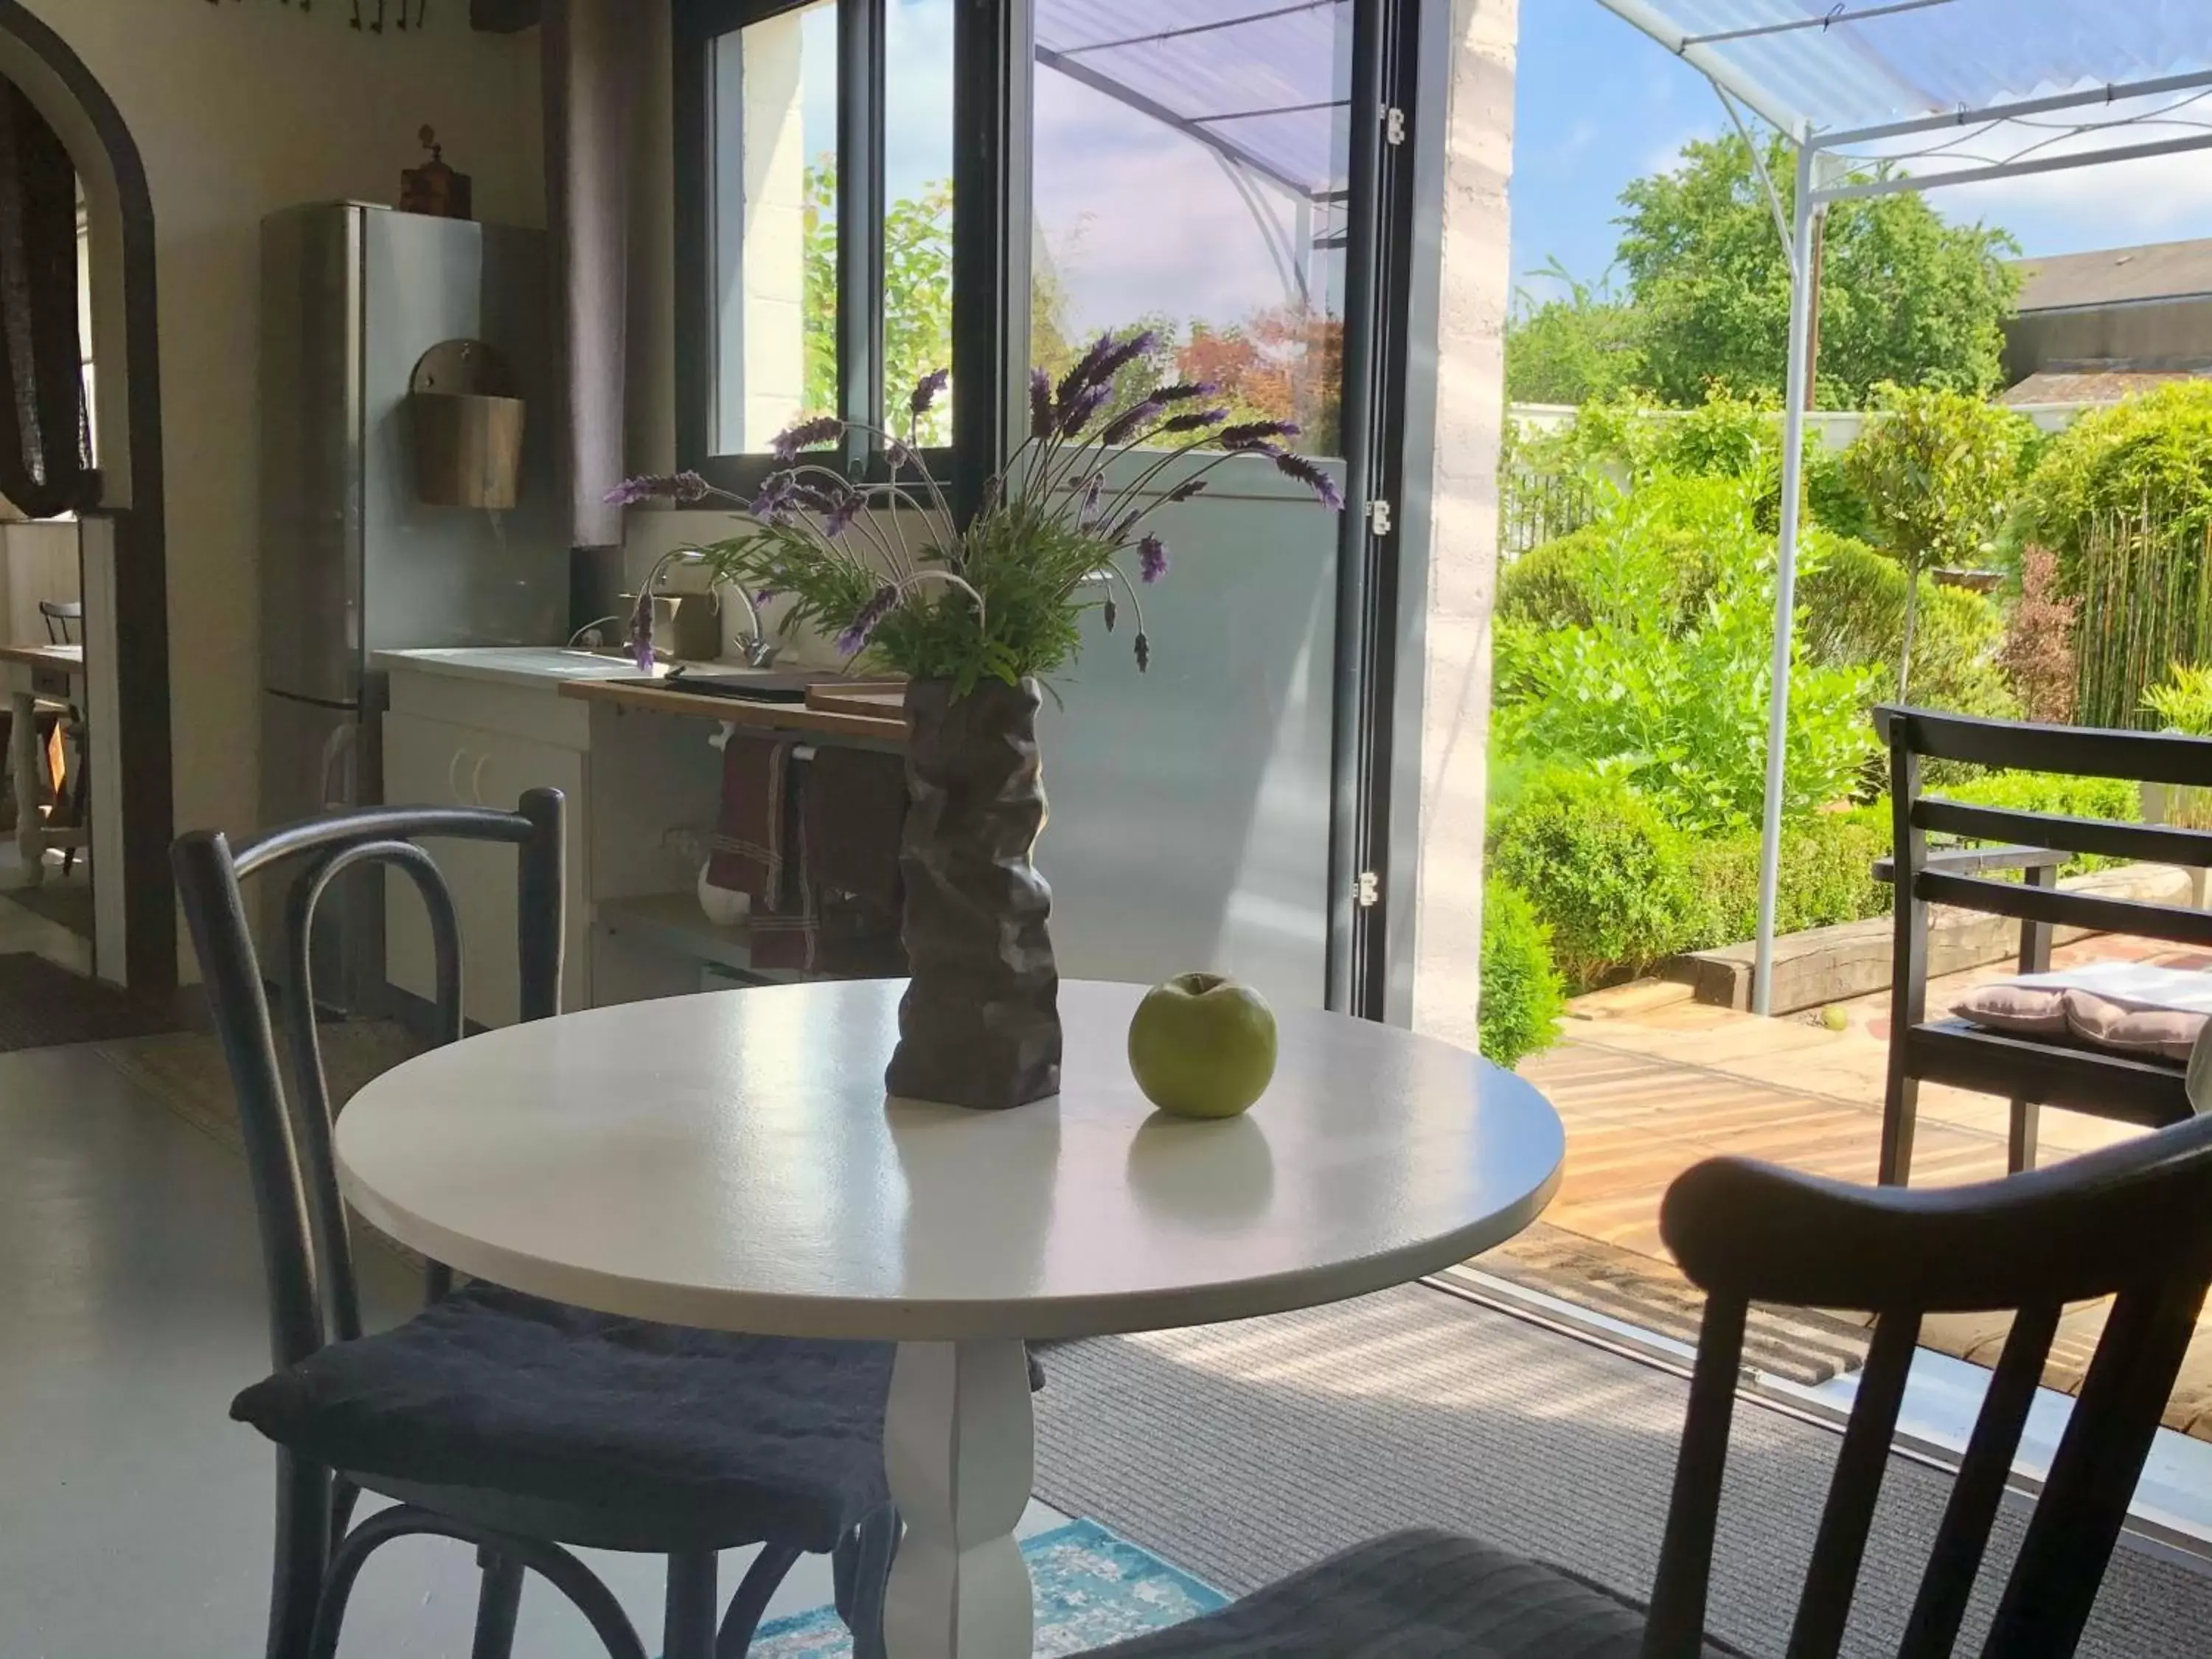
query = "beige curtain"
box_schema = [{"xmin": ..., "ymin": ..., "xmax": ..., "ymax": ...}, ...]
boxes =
[{"xmin": 541, "ymin": 0, "xmax": 642, "ymax": 549}]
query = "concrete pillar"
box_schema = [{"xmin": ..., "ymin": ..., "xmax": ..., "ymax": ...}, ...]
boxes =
[{"xmin": 1411, "ymin": 0, "xmax": 1517, "ymax": 1051}]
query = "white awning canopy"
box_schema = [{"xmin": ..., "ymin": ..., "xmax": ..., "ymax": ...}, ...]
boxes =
[{"xmin": 1596, "ymin": 0, "xmax": 2212, "ymax": 167}]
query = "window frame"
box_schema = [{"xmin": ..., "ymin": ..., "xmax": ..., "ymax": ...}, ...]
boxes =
[{"xmin": 674, "ymin": 0, "xmax": 961, "ymax": 494}]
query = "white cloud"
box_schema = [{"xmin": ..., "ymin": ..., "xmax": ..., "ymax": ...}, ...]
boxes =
[{"xmin": 1929, "ymin": 145, "xmax": 2212, "ymax": 251}]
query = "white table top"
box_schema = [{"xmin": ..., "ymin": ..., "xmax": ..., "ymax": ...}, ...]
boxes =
[{"xmin": 335, "ymin": 980, "xmax": 1564, "ymax": 1343}]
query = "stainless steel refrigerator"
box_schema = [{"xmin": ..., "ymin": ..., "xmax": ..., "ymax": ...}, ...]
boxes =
[{"xmin": 260, "ymin": 204, "xmax": 566, "ymax": 1012}]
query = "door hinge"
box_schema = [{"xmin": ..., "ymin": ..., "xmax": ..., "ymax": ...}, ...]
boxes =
[
  {"xmin": 1383, "ymin": 106, "xmax": 1408, "ymax": 146},
  {"xmin": 1366, "ymin": 498, "xmax": 1394, "ymax": 536},
  {"xmin": 1356, "ymin": 870, "xmax": 1382, "ymax": 908}
]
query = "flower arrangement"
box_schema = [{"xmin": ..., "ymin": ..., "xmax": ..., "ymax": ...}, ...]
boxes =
[{"xmin": 607, "ymin": 329, "xmax": 1343, "ymax": 692}]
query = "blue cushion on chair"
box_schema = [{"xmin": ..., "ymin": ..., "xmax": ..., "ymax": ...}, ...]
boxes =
[{"xmin": 232, "ymin": 1281, "xmax": 894, "ymax": 1554}]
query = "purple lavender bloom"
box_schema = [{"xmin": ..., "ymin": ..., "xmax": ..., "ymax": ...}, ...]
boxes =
[
  {"xmin": 603, "ymin": 470, "xmax": 712, "ymax": 506},
  {"xmin": 1166, "ymin": 478, "xmax": 1211, "ymax": 504},
  {"xmin": 1159, "ymin": 407, "xmax": 1228, "ymax": 435},
  {"xmin": 886, "ymin": 436, "xmax": 914, "ymax": 468},
  {"xmin": 1099, "ymin": 397, "xmax": 1166, "ymax": 448},
  {"xmin": 1138, "ymin": 533, "xmax": 1169, "ymax": 584},
  {"xmin": 1133, "ymin": 630, "xmax": 1151, "ymax": 673},
  {"xmin": 749, "ymin": 471, "xmax": 800, "ymax": 522},
  {"xmin": 1276, "ymin": 450, "xmax": 1346, "ymax": 511},
  {"xmin": 909, "ymin": 367, "xmax": 950, "ymax": 420},
  {"xmin": 835, "ymin": 583, "xmax": 900, "ymax": 656},
  {"xmin": 1057, "ymin": 381, "xmax": 1113, "ymax": 439},
  {"xmin": 1102, "ymin": 593, "xmax": 1118, "ymax": 633},
  {"xmin": 627, "ymin": 596, "xmax": 656, "ymax": 672},
  {"xmin": 819, "ymin": 489, "xmax": 864, "ymax": 539},
  {"xmin": 1054, "ymin": 331, "xmax": 1116, "ymax": 407},
  {"xmin": 770, "ymin": 415, "xmax": 844, "ymax": 462},
  {"xmin": 754, "ymin": 588, "xmax": 777, "ymax": 608},
  {"xmin": 1219, "ymin": 420, "xmax": 1302, "ymax": 451},
  {"xmin": 1029, "ymin": 369, "xmax": 1054, "ymax": 439},
  {"xmin": 1091, "ymin": 329, "xmax": 1161, "ymax": 386},
  {"xmin": 1152, "ymin": 380, "xmax": 1219, "ymax": 405},
  {"xmin": 1079, "ymin": 473, "xmax": 1105, "ymax": 527}
]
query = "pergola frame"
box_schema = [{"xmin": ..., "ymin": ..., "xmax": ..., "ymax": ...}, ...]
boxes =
[{"xmin": 1590, "ymin": 1, "xmax": 2212, "ymax": 1012}]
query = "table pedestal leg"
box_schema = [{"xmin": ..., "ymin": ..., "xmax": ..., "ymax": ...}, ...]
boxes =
[
  {"xmin": 11, "ymin": 691, "xmax": 42, "ymax": 886},
  {"xmin": 882, "ymin": 1339, "xmax": 1034, "ymax": 1659}
]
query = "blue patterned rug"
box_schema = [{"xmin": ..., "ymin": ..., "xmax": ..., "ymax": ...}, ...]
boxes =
[{"xmin": 750, "ymin": 1519, "xmax": 1228, "ymax": 1657}]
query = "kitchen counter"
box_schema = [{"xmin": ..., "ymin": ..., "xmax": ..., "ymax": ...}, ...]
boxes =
[
  {"xmin": 371, "ymin": 646, "xmax": 666, "ymax": 690},
  {"xmin": 560, "ymin": 676, "xmax": 908, "ymax": 745}
]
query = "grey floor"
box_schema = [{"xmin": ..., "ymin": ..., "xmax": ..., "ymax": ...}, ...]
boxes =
[{"xmin": 0, "ymin": 1037, "xmax": 1058, "ymax": 1658}]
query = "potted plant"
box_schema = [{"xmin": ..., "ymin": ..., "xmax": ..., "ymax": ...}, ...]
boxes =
[{"xmin": 608, "ymin": 330, "xmax": 1342, "ymax": 1109}]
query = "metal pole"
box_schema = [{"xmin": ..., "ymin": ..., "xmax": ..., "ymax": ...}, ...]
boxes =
[{"xmin": 1751, "ymin": 146, "xmax": 1822, "ymax": 1017}]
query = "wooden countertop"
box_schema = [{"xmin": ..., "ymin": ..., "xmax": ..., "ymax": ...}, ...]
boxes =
[
  {"xmin": 560, "ymin": 675, "xmax": 908, "ymax": 744},
  {"xmin": 0, "ymin": 642, "xmax": 83, "ymax": 674}
]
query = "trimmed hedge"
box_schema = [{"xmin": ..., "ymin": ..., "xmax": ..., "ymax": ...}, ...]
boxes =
[{"xmin": 1478, "ymin": 880, "xmax": 1567, "ymax": 1068}]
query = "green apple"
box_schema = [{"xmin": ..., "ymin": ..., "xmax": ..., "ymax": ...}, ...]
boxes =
[{"xmin": 1127, "ymin": 973, "xmax": 1278, "ymax": 1119}]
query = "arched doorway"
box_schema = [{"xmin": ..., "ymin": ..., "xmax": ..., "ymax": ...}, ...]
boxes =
[{"xmin": 0, "ymin": 1, "xmax": 171, "ymax": 993}]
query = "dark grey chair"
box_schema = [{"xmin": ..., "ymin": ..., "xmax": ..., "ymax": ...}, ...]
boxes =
[
  {"xmin": 38, "ymin": 598, "xmax": 86, "ymax": 874},
  {"xmin": 1876, "ymin": 705, "xmax": 2212, "ymax": 1185},
  {"xmin": 172, "ymin": 789, "xmax": 899, "ymax": 1659},
  {"xmin": 1074, "ymin": 1110, "xmax": 2212, "ymax": 1658}
]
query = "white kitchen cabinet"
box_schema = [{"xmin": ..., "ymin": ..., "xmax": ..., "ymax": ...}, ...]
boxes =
[{"xmin": 383, "ymin": 708, "xmax": 588, "ymax": 1029}]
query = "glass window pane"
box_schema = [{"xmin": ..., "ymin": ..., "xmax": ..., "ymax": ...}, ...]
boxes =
[
  {"xmin": 884, "ymin": 0, "xmax": 956, "ymax": 447},
  {"xmin": 1032, "ymin": 0, "xmax": 1354, "ymax": 456},
  {"xmin": 710, "ymin": 1, "xmax": 840, "ymax": 454}
]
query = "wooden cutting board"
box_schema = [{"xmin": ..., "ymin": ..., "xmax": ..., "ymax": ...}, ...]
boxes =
[{"xmin": 804, "ymin": 680, "xmax": 908, "ymax": 720}]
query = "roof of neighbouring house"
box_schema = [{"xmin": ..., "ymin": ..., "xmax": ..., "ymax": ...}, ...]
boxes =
[
  {"xmin": 2012, "ymin": 239, "xmax": 2212, "ymax": 315},
  {"xmin": 2001, "ymin": 367, "xmax": 2212, "ymax": 406}
]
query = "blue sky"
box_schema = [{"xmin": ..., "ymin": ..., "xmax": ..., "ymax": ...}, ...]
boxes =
[{"xmin": 1512, "ymin": 3, "xmax": 2212, "ymax": 308}]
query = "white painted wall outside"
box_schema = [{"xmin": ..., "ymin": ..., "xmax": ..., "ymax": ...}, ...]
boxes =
[{"xmin": 1409, "ymin": 0, "xmax": 1517, "ymax": 1054}]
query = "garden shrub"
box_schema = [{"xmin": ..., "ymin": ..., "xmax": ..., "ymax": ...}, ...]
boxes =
[
  {"xmin": 1496, "ymin": 470, "xmax": 1743, "ymax": 635},
  {"xmin": 1488, "ymin": 770, "xmax": 1697, "ymax": 990},
  {"xmin": 2017, "ymin": 381, "xmax": 2212, "ymax": 574},
  {"xmin": 1478, "ymin": 879, "xmax": 1567, "ymax": 1068},
  {"xmin": 1796, "ymin": 538, "xmax": 2018, "ymax": 720},
  {"xmin": 1677, "ymin": 809, "xmax": 1891, "ymax": 952},
  {"xmin": 1493, "ymin": 472, "xmax": 1879, "ymax": 832},
  {"xmin": 1997, "ymin": 547, "xmax": 2077, "ymax": 723}
]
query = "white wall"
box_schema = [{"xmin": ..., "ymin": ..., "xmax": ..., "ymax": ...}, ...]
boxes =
[
  {"xmin": 0, "ymin": 520, "xmax": 79, "ymax": 647},
  {"xmin": 1411, "ymin": 0, "xmax": 1517, "ymax": 1051},
  {"xmin": 18, "ymin": 0, "xmax": 545, "ymax": 851}
]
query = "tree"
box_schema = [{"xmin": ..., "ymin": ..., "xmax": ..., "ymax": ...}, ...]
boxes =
[
  {"xmin": 1843, "ymin": 382, "xmax": 2032, "ymax": 697},
  {"xmin": 1506, "ymin": 133, "xmax": 2020, "ymax": 410},
  {"xmin": 804, "ymin": 159, "xmax": 954, "ymax": 442},
  {"xmin": 1615, "ymin": 136, "xmax": 2019, "ymax": 408},
  {"xmin": 1503, "ymin": 261, "xmax": 1648, "ymax": 406}
]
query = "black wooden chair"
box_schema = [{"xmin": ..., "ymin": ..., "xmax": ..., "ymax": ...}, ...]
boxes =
[
  {"xmin": 1877, "ymin": 705, "xmax": 2212, "ymax": 1186},
  {"xmin": 172, "ymin": 790, "xmax": 900, "ymax": 1659},
  {"xmin": 1073, "ymin": 1108, "xmax": 2212, "ymax": 1659},
  {"xmin": 38, "ymin": 598, "xmax": 86, "ymax": 874}
]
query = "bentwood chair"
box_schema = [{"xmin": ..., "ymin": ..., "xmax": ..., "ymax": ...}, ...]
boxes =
[
  {"xmin": 173, "ymin": 790, "xmax": 900, "ymax": 1659},
  {"xmin": 1078, "ymin": 1111, "xmax": 2212, "ymax": 1658}
]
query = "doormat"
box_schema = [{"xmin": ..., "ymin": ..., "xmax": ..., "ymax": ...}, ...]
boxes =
[
  {"xmin": 748, "ymin": 1519, "xmax": 1228, "ymax": 1658},
  {"xmin": 0, "ymin": 951, "xmax": 180, "ymax": 1051}
]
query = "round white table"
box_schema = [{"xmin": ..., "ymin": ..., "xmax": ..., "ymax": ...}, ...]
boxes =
[{"xmin": 335, "ymin": 978, "xmax": 1565, "ymax": 1659}]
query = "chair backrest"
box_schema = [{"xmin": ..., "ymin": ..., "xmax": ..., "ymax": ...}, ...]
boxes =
[
  {"xmin": 171, "ymin": 793, "xmax": 563, "ymax": 1375},
  {"xmin": 39, "ymin": 598, "xmax": 80, "ymax": 644},
  {"xmin": 1643, "ymin": 1112, "xmax": 2212, "ymax": 1659}
]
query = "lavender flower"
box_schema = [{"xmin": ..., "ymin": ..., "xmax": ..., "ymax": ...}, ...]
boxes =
[
  {"xmin": 1079, "ymin": 473, "xmax": 1105, "ymax": 527},
  {"xmin": 1030, "ymin": 369, "xmax": 1054, "ymax": 439},
  {"xmin": 819, "ymin": 488, "xmax": 864, "ymax": 539},
  {"xmin": 1159, "ymin": 407, "xmax": 1228, "ymax": 435},
  {"xmin": 1219, "ymin": 420, "xmax": 1301, "ymax": 451},
  {"xmin": 1057, "ymin": 381, "xmax": 1113, "ymax": 439},
  {"xmin": 628, "ymin": 597, "xmax": 656, "ymax": 672},
  {"xmin": 1152, "ymin": 380, "xmax": 1218, "ymax": 405},
  {"xmin": 909, "ymin": 367, "xmax": 950, "ymax": 420},
  {"xmin": 886, "ymin": 436, "xmax": 914, "ymax": 468},
  {"xmin": 604, "ymin": 470, "xmax": 712, "ymax": 506},
  {"xmin": 1274, "ymin": 451, "xmax": 1345, "ymax": 511},
  {"xmin": 1138, "ymin": 533, "xmax": 1169, "ymax": 584},
  {"xmin": 770, "ymin": 415, "xmax": 844, "ymax": 462},
  {"xmin": 1102, "ymin": 593, "xmax": 1119, "ymax": 633},
  {"xmin": 1166, "ymin": 478, "xmax": 1211, "ymax": 504},
  {"xmin": 1054, "ymin": 331, "xmax": 1116, "ymax": 408},
  {"xmin": 1133, "ymin": 630, "xmax": 1151, "ymax": 673},
  {"xmin": 1099, "ymin": 397, "xmax": 1166, "ymax": 448},
  {"xmin": 1091, "ymin": 329, "xmax": 1161, "ymax": 386},
  {"xmin": 835, "ymin": 583, "xmax": 900, "ymax": 656},
  {"xmin": 749, "ymin": 471, "xmax": 800, "ymax": 522},
  {"xmin": 754, "ymin": 588, "xmax": 777, "ymax": 607}
]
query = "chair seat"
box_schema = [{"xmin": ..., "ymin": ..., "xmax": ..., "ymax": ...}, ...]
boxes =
[
  {"xmin": 1077, "ymin": 1530, "xmax": 1745, "ymax": 1658},
  {"xmin": 232, "ymin": 1281, "xmax": 893, "ymax": 1554}
]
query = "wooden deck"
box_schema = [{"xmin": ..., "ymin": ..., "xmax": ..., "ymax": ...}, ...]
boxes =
[{"xmin": 1487, "ymin": 945, "xmax": 2212, "ymax": 1436}]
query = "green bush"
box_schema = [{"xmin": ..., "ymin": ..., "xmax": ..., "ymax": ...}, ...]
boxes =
[
  {"xmin": 1796, "ymin": 539, "xmax": 2019, "ymax": 720},
  {"xmin": 2017, "ymin": 381, "xmax": 2212, "ymax": 573},
  {"xmin": 1478, "ymin": 879, "xmax": 1567, "ymax": 1068},
  {"xmin": 1489, "ymin": 771, "xmax": 1697, "ymax": 990},
  {"xmin": 1677, "ymin": 809, "xmax": 1892, "ymax": 950},
  {"xmin": 1493, "ymin": 472, "xmax": 1879, "ymax": 832},
  {"xmin": 1935, "ymin": 768, "xmax": 2138, "ymax": 823}
]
